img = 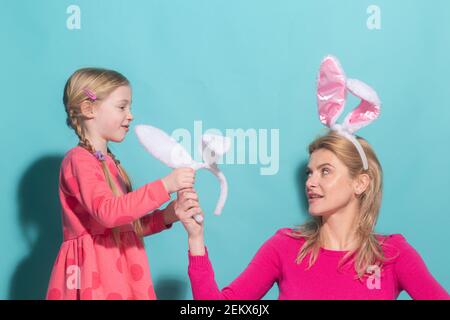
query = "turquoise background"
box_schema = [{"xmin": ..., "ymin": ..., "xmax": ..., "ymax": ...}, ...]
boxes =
[{"xmin": 1, "ymin": 0, "xmax": 449, "ymax": 300}]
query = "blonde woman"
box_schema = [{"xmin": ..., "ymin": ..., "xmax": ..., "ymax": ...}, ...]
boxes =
[
  {"xmin": 175, "ymin": 56, "xmax": 449, "ymax": 300},
  {"xmin": 47, "ymin": 68, "xmax": 195, "ymax": 300},
  {"xmin": 176, "ymin": 131, "xmax": 448, "ymax": 300}
]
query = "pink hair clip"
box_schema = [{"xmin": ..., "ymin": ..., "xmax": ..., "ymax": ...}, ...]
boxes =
[{"xmin": 83, "ymin": 88, "xmax": 97, "ymax": 101}]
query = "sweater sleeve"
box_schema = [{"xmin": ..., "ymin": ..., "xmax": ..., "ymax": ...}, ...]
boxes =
[
  {"xmin": 391, "ymin": 234, "xmax": 449, "ymax": 300},
  {"xmin": 140, "ymin": 209, "xmax": 173, "ymax": 236},
  {"xmin": 64, "ymin": 151, "xmax": 171, "ymax": 228},
  {"xmin": 188, "ymin": 235, "xmax": 281, "ymax": 300}
]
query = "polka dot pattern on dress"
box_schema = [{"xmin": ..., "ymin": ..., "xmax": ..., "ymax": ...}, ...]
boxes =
[
  {"xmin": 46, "ymin": 146, "xmax": 170, "ymax": 300},
  {"xmin": 130, "ymin": 264, "xmax": 143, "ymax": 281}
]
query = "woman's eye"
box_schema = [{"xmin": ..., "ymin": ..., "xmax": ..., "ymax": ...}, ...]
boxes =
[{"xmin": 322, "ymin": 168, "xmax": 330, "ymax": 175}]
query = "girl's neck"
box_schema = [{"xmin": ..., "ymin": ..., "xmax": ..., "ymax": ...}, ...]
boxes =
[{"xmin": 82, "ymin": 131, "xmax": 108, "ymax": 155}]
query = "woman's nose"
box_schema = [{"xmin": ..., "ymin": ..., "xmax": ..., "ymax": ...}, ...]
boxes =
[{"xmin": 306, "ymin": 175, "xmax": 318, "ymax": 189}]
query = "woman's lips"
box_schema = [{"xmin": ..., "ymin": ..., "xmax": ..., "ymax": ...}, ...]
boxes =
[{"xmin": 308, "ymin": 196, "xmax": 324, "ymax": 203}]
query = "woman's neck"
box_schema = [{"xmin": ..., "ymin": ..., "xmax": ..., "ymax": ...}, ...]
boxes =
[{"xmin": 319, "ymin": 201, "xmax": 360, "ymax": 251}]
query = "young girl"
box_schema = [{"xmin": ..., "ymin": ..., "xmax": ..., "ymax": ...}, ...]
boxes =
[{"xmin": 46, "ymin": 68, "xmax": 196, "ymax": 300}]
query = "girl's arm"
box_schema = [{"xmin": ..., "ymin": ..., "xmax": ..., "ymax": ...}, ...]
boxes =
[
  {"xmin": 391, "ymin": 235, "xmax": 449, "ymax": 300},
  {"xmin": 140, "ymin": 201, "xmax": 179, "ymax": 236},
  {"xmin": 66, "ymin": 151, "xmax": 170, "ymax": 228},
  {"xmin": 187, "ymin": 235, "xmax": 280, "ymax": 300}
]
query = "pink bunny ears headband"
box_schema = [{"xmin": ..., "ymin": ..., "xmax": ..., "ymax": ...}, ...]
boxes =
[{"xmin": 317, "ymin": 55, "xmax": 381, "ymax": 170}]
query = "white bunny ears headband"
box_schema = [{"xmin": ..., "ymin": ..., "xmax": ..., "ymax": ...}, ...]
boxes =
[
  {"xmin": 317, "ymin": 55, "xmax": 381, "ymax": 170},
  {"xmin": 135, "ymin": 125, "xmax": 230, "ymax": 223}
]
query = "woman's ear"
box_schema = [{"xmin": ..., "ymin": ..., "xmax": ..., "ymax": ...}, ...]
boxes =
[
  {"xmin": 80, "ymin": 100, "xmax": 95, "ymax": 119},
  {"xmin": 353, "ymin": 173, "xmax": 370, "ymax": 195}
]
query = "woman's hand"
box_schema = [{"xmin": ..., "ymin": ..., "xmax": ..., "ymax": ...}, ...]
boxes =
[
  {"xmin": 175, "ymin": 188, "xmax": 206, "ymax": 255},
  {"xmin": 175, "ymin": 188, "xmax": 204, "ymax": 238}
]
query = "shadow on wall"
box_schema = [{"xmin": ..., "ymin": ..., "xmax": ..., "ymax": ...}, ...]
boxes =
[
  {"xmin": 154, "ymin": 277, "xmax": 188, "ymax": 300},
  {"xmin": 9, "ymin": 155, "xmax": 64, "ymax": 300}
]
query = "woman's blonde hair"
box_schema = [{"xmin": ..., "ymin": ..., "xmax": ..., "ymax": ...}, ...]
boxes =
[
  {"xmin": 292, "ymin": 130, "xmax": 388, "ymax": 279},
  {"xmin": 63, "ymin": 67, "xmax": 143, "ymax": 245}
]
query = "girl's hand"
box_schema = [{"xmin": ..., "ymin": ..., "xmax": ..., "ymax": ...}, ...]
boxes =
[
  {"xmin": 161, "ymin": 168, "xmax": 195, "ymax": 194},
  {"xmin": 174, "ymin": 188, "xmax": 204, "ymax": 239}
]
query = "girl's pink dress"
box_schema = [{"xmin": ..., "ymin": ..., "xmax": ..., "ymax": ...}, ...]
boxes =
[{"xmin": 46, "ymin": 146, "xmax": 172, "ymax": 300}]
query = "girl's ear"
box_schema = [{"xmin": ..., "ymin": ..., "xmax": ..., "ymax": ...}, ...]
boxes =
[{"xmin": 80, "ymin": 100, "xmax": 95, "ymax": 119}]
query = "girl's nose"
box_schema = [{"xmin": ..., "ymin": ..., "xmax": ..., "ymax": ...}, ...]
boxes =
[{"xmin": 127, "ymin": 111, "xmax": 134, "ymax": 121}]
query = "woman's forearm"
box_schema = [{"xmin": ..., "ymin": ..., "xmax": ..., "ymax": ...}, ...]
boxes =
[{"xmin": 188, "ymin": 235, "xmax": 206, "ymax": 256}]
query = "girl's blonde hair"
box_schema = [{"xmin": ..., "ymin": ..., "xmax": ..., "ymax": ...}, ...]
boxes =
[
  {"xmin": 63, "ymin": 67, "xmax": 143, "ymax": 245},
  {"xmin": 292, "ymin": 130, "xmax": 389, "ymax": 279}
]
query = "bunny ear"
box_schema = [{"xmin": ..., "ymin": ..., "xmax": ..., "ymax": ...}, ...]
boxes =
[
  {"xmin": 342, "ymin": 79, "xmax": 381, "ymax": 133},
  {"xmin": 201, "ymin": 134, "xmax": 231, "ymax": 165},
  {"xmin": 135, "ymin": 124, "xmax": 194, "ymax": 168},
  {"xmin": 317, "ymin": 55, "xmax": 347, "ymax": 127}
]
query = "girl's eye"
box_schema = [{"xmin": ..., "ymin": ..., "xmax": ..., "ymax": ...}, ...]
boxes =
[{"xmin": 322, "ymin": 168, "xmax": 330, "ymax": 175}]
